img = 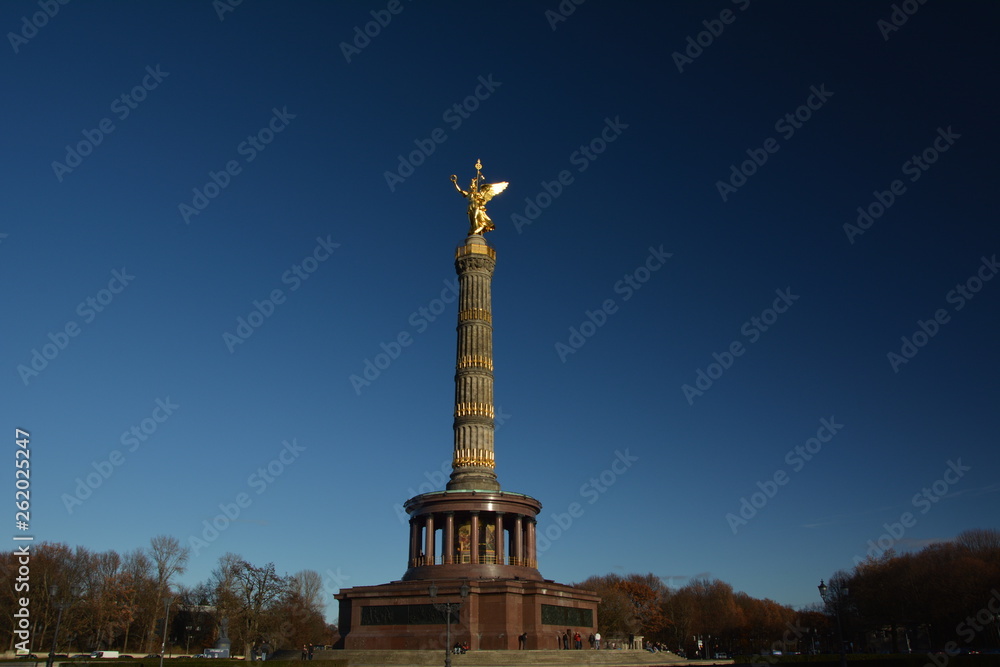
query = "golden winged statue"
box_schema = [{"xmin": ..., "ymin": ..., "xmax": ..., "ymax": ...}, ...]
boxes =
[{"xmin": 451, "ymin": 159, "xmax": 508, "ymax": 236}]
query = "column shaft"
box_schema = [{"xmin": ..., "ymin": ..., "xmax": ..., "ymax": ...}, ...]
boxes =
[
  {"xmin": 527, "ymin": 519, "xmax": 536, "ymax": 567},
  {"xmin": 409, "ymin": 519, "xmax": 419, "ymax": 567},
  {"xmin": 444, "ymin": 513, "xmax": 455, "ymax": 565},
  {"xmin": 471, "ymin": 512, "xmax": 480, "ymax": 565},
  {"xmin": 513, "ymin": 515, "xmax": 523, "ymax": 566},
  {"xmin": 449, "ymin": 239, "xmax": 500, "ymax": 491},
  {"xmin": 496, "ymin": 513, "xmax": 505, "ymax": 565},
  {"xmin": 424, "ymin": 514, "xmax": 435, "ymax": 565}
]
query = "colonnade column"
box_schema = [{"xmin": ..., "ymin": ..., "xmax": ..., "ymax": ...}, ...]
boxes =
[
  {"xmin": 424, "ymin": 514, "xmax": 435, "ymax": 565},
  {"xmin": 471, "ymin": 512, "xmax": 480, "ymax": 565},
  {"xmin": 513, "ymin": 515, "xmax": 523, "ymax": 566},
  {"xmin": 495, "ymin": 513, "xmax": 505, "ymax": 564},
  {"xmin": 409, "ymin": 518, "xmax": 419, "ymax": 567},
  {"xmin": 527, "ymin": 518, "xmax": 536, "ymax": 567},
  {"xmin": 444, "ymin": 513, "xmax": 455, "ymax": 564}
]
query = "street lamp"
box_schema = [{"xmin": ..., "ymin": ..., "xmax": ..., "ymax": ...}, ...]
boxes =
[
  {"xmin": 159, "ymin": 596, "xmax": 173, "ymax": 667},
  {"xmin": 819, "ymin": 580, "xmax": 848, "ymax": 667},
  {"xmin": 429, "ymin": 582, "xmax": 470, "ymax": 667},
  {"xmin": 186, "ymin": 626, "xmax": 193, "ymax": 654},
  {"xmin": 47, "ymin": 586, "xmax": 71, "ymax": 667}
]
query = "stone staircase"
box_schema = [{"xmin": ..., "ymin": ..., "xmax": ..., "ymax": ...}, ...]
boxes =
[{"xmin": 310, "ymin": 648, "xmax": 729, "ymax": 666}]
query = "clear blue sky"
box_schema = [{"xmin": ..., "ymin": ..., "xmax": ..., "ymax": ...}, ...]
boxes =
[{"xmin": 5, "ymin": 1, "xmax": 998, "ymax": 622}]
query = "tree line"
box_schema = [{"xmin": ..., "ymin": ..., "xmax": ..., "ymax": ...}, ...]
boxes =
[
  {"xmin": 578, "ymin": 572, "xmax": 826, "ymax": 656},
  {"xmin": 578, "ymin": 529, "xmax": 1000, "ymax": 656},
  {"xmin": 0, "ymin": 536, "xmax": 335, "ymax": 657},
  {"xmin": 825, "ymin": 528, "xmax": 1000, "ymax": 654},
  {"xmin": 5, "ymin": 529, "xmax": 996, "ymax": 656}
]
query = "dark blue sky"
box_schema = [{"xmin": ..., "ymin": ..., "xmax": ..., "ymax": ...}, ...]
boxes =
[{"xmin": 5, "ymin": 1, "xmax": 998, "ymax": 619}]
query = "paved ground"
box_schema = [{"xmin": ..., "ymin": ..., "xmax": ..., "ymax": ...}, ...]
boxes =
[{"xmin": 309, "ymin": 648, "xmax": 734, "ymax": 666}]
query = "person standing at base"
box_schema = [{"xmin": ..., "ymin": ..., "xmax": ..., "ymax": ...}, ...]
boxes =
[
  {"xmin": 562, "ymin": 631, "xmax": 569, "ymax": 650},
  {"xmin": 595, "ymin": 632, "xmax": 601, "ymax": 650},
  {"xmin": 518, "ymin": 632, "xmax": 527, "ymax": 649}
]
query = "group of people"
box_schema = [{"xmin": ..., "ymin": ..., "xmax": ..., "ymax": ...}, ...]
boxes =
[
  {"xmin": 300, "ymin": 645, "xmax": 314, "ymax": 660},
  {"xmin": 451, "ymin": 642, "xmax": 470, "ymax": 654},
  {"xmin": 560, "ymin": 630, "xmax": 602, "ymax": 649}
]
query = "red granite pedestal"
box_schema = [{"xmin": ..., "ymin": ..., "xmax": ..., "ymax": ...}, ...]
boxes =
[
  {"xmin": 335, "ymin": 490, "xmax": 599, "ymax": 650},
  {"xmin": 336, "ymin": 577, "xmax": 599, "ymax": 650}
]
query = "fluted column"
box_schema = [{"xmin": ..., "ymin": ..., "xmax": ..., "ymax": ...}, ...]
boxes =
[
  {"xmin": 496, "ymin": 512, "xmax": 505, "ymax": 565},
  {"xmin": 470, "ymin": 512, "xmax": 480, "ymax": 565},
  {"xmin": 409, "ymin": 519, "xmax": 419, "ymax": 567},
  {"xmin": 513, "ymin": 515, "xmax": 523, "ymax": 566},
  {"xmin": 424, "ymin": 514, "xmax": 435, "ymax": 565},
  {"xmin": 527, "ymin": 519, "xmax": 536, "ymax": 567},
  {"xmin": 448, "ymin": 235, "xmax": 500, "ymax": 491},
  {"xmin": 444, "ymin": 512, "xmax": 455, "ymax": 564}
]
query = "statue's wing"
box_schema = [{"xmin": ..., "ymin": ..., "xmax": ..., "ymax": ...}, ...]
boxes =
[{"xmin": 481, "ymin": 181, "xmax": 508, "ymax": 203}]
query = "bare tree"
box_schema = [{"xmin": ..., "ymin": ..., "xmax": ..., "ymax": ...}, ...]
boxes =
[
  {"xmin": 289, "ymin": 570, "xmax": 325, "ymax": 615},
  {"xmin": 149, "ymin": 536, "xmax": 189, "ymax": 594},
  {"xmin": 145, "ymin": 536, "xmax": 189, "ymax": 652},
  {"xmin": 218, "ymin": 558, "xmax": 288, "ymax": 657},
  {"xmin": 120, "ymin": 549, "xmax": 154, "ymax": 653},
  {"xmin": 956, "ymin": 528, "xmax": 1000, "ymax": 554},
  {"xmin": 271, "ymin": 571, "xmax": 328, "ymax": 649}
]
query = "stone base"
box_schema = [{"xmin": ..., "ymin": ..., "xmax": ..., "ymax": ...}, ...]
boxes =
[{"xmin": 335, "ymin": 577, "xmax": 599, "ymax": 651}]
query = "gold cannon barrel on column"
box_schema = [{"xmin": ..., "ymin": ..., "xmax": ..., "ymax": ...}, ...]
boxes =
[{"xmin": 447, "ymin": 235, "xmax": 500, "ymax": 491}]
